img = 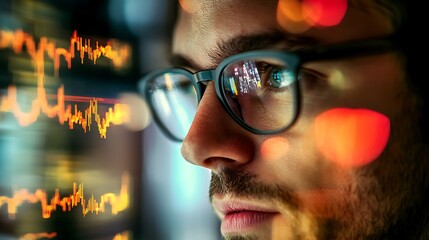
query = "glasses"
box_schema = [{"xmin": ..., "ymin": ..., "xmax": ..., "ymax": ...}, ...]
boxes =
[{"xmin": 139, "ymin": 35, "xmax": 398, "ymax": 142}]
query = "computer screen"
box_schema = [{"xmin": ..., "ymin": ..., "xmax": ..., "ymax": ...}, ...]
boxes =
[{"xmin": 0, "ymin": 1, "xmax": 143, "ymax": 239}]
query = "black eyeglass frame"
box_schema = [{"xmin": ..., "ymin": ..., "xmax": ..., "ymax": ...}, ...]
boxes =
[{"xmin": 139, "ymin": 35, "xmax": 399, "ymax": 142}]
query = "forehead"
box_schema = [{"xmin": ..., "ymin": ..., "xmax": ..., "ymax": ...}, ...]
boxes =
[{"xmin": 173, "ymin": 0, "xmax": 394, "ymax": 69}]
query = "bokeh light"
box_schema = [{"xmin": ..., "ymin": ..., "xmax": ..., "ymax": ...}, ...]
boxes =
[
  {"xmin": 313, "ymin": 108, "xmax": 390, "ymax": 167},
  {"xmin": 261, "ymin": 136, "xmax": 290, "ymax": 161},
  {"xmin": 178, "ymin": 0, "xmax": 202, "ymax": 14},
  {"xmin": 277, "ymin": 0, "xmax": 312, "ymax": 33},
  {"xmin": 277, "ymin": 0, "xmax": 348, "ymax": 33},
  {"xmin": 303, "ymin": 0, "xmax": 348, "ymax": 27},
  {"xmin": 328, "ymin": 69, "xmax": 350, "ymax": 90},
  {"xmin": 118, "ymin": 93, "xmax": 152, "ymax": 131}
]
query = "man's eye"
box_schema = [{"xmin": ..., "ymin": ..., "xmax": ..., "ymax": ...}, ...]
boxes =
[{"xmin": 260, "ymin": 65, "xmax": 295, "ymax": 89}]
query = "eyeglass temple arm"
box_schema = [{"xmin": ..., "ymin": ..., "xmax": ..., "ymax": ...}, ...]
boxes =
[{"xmin": 195, "ymin": 70, "xmax": 216, "ymax": 83}]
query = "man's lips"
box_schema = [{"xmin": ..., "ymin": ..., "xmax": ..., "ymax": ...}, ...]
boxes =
[
  {"xmin": 212, "ymin": 197, "xmax": 279, "ymax": 234},
  {"xmin": 222, "ymin": 211, "xmax": 279, "ymax": 234}
]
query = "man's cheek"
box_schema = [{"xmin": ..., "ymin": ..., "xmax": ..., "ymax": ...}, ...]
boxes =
[{"xmin": 313, "ymin": 108, "xmax": 390, "ymax": 168}]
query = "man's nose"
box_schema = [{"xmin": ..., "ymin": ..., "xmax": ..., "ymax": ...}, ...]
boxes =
[{"xmin": 181, "ymin": 82, "xmax": 255, "ymax": 173}]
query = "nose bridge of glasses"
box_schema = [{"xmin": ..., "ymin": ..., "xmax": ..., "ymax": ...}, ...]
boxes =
[{"xmin": 195, "ymin": 69, "xmax": 216, "ymax": 83}]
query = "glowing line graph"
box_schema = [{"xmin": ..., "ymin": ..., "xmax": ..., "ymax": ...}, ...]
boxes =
[
  {"xmin": 0, "ymin": 82, "xmax": 130, "ymax": 138},
  {"xmin": 112, "ymin": 231, "xmax": 131, "ymax": 240},
  {"xmin": 46, "ymin": 93, "xmax": 120, "ymax": 104},
  {"xmin": 0, "ymin": 173, "xmax": 130, "ymax": 219},
  {"xmin": 0, "ymin": 29, "xmax": 131, "ymax": 138},
  {"xmin": 0, "ymin": 29, "xmax": 131, "ymax": 76},
  {"xmin": 19, "ymin": 231, "xmax": 129, "ymax": 240},
  {"xmin": 20, "ymin": 232, "xmax": 57, "ymax": 240}
]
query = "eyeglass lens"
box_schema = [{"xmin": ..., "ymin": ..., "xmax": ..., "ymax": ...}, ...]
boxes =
[
  {"xmin": 149, "ymin": 73, "xmax": 198, "ymax": 139},
  {"xmin": 220, "ymin": 57, "xmax": 297, "ymax": 132},
  {"xmin": 148, "ymin": 56, "xmax": 298, "ymax": 140}
]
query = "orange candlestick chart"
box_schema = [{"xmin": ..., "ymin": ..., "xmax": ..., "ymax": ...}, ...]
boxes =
[
  {"xmin": 0, "ymin": 29, "xmax": 132, "ymax": 138},
  {"xmin": 0, "ymin": 173, "xmax": 130, "ymax": 219}
]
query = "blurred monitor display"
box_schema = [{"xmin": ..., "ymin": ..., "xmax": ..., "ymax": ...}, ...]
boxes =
[{"xmin": 0, "ymin": 0, "xmax": 143, "ymax": 239}]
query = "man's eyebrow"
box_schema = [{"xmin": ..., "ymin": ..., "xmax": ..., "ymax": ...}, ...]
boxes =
[
  {"xmin": 170, "ymin": 31, "xmax": 319, "ymax": 70},
  {"xmin": 208, "ymin": 31, "xmax": 319, "ymax": 67}
]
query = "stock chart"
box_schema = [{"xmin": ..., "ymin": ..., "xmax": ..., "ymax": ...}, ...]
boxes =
[{"xmin": 0, "ymin": 1, "xmax": 144, "ymax": 239}]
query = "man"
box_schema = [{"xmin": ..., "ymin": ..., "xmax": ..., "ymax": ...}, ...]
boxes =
[{"xmin": 140, "ymin": 0, "xmax": 429, "ymax": 239}]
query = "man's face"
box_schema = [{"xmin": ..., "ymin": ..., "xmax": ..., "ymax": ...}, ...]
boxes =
[{"xmin": 173, "ymin": 0, "xmax": 428, "ymax": 239}]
